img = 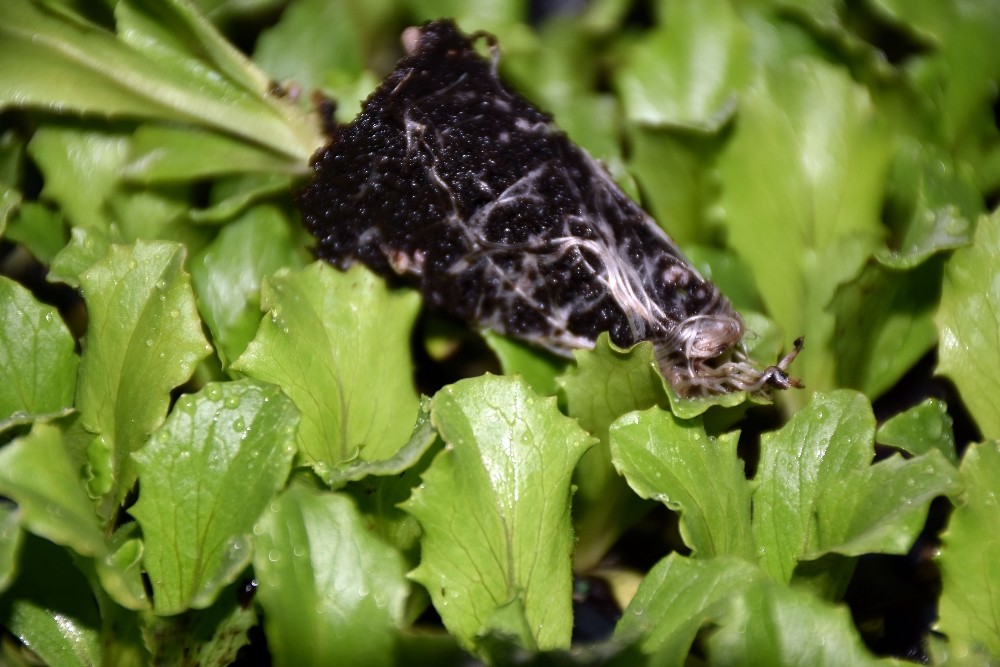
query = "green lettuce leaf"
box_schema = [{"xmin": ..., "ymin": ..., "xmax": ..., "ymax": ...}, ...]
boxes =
[
  {"xmin": 252, "ymin": 482, "xmax": 409, "ymax": 667},
  {"xmin": 936, "ymin": 209, "xmax": 1000, "ymax": 439},
  {"xmin": 559, "ymin": 335, "xmax": 666, "ymax": 570},
  {"xmin": 615, "ymin": 554, "xmax": 763, "ymax": 665},
  {"xmin": 142, "ymin": 585, "xmax": 257, "ymax": 666},
  {"xmin": 615, "ymin": 0, "xmax": 748, "ymax": 130},
  {"xmin": 0, "ymin": 277, "xmax": 78, "ymax": 432},
  {"xmin": 0, "ymin": 0, "xmax": 320, "ymax": 164},
  {"xmin": 405, "ymin": 375, "xmax": 596, "ymax": 653},
  {"xmin": 0, "ymin": 535, "xmax": 104, "ymax": 667},
  {"xmin": 610, "ymin": 408, "xmax": 754, "ymax": 560},
  {"xmin": 717, "ymin": 59, "xmax": 894, "ymax": 403},
  {"xmin": 76, "ymin": 240, "xmax": 212, "ymax": 515},
  {"xmin": 232, "ymin": 262, "xmax": 420, "ymax": 479},
  {"xmin": 0, "ymin": 424, "xmax": 104, "ymax": 559},
  {"xmin": 705, "ymin": 579, "xmax": 891, "ymax": 666},
  {"xmin": 936, "ymin": 440, "xmax": 1000, "ymax": 658},
  {"xmin": 130, "ymin": 379, "xmax": 298, "ymax": 614},
  {"xmin": 27, "ymin": 124, "xmax": 131, "ymax": 232},
  {"xmin": 877, "ymin": 398, "xmax": 958, "ymax": 465},
  {"xmin": 190, "ymin": 204, "xmax": 305, "ymax": 366},
  {"xmin": 753, "ymin": 390, "xmax": 957, "ymax": 584}
]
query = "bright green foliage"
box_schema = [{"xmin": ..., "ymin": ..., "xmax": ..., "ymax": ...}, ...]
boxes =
[
  {"xmin": 560, "ymin": 336, "xmax": 667, "ymax": 443},
  {"xmin": 611, "ymin": 410, "xmax": 753, "ymax": 560},
  {"xmin": 876, "ymin": 141, "xmax": 980, "ymax": 270},
  {"xmin": 253, "ymin": 0, "xmax": 396, "ymax": 120},
  {"xmin": 96, "ymin": 523, "xmax": 149, "ymax": 611},
  {"xmin": 0, "ymin": 190, "xmax": 17, "ymax": 237},
  {"xmin": 4, "ymin": 201, "xmax": 67, "ymax": 265},
  {"xmin": 191, "ymin": 205, "xmax": 305, "ymax": 366},
  {"xmin": 130, "ymin": 379, "xmax": 298, "ymax": 614},
  {"xmin": 877, "ymin": 399, "xmax": 959, "ymax": 465},
  {"xmin": 615, "ymin": 554, "xmax": 764, "ymax": 664},
  {"xmin": 752, "ymin": 391, "xmax": 958, "ymax": 582},
  {"xmin": 27, "ymin": 126, "xmax": 132, "ymax": 233},
  {"xmin": 76, "ymin": 241, "xmax": 212, "ymax": 515},
  {"xmin": 326, "ymin": 397, "xmax": 438, "ymax": 488},
  {"xmin": 937, "ymin": 210, "xmax": 1000, "ymax": 439},
  {"xmin": 705, "ymin": 580, "xmax": 894, "ymax": 666},
  {"xmin": 123, "ymin": 126, "xmax": 305, "ymax": 182},
  {"xmin": 406, "ymin": 375, "xmax": 595, "ymax": 654},
  {"xmin": 252, "ymin": 482, "xmax": 409, "ymax": 667},
  {"xmin": 615, "ymin": 0, "xmax": 748, "ymax": 130},
  {"xmin": 0, "ymin": 277, "xmax": 77, "ymax": 431},
  {"xmin": 560, "ymin": 336, "xmax": 666, "ymax": 570},
  {"xmin": 937, "ymin": 441, "xmax": 1000, "ymax": 658},
  {"xmin": 718, "ymin": 61, "xmax": 893, "ymax": 404},
  {"xmin": 1, "ymin": 0, "xmax": 999, "ymax": 664},
  {"xmin": 617, "ymin": 553, "xmax": 894, "ymax": 666},
  {"xmin": 872, "ymin": 0, "xmax": 1000, "ymax": 147},
  {"xmin": 0, "ymin": 536, "xmax": 104, "ymax": 667},
  {"xmin": 0, "ymin": 0, "xmax": 320, "ymax": 164},
  {"xmin": 0, "ymin": 424, "xmax": 104, "ymax": 559},
  {"xmin": 612, "ymin": 390, "xmax": 959, "ymax": 603},
  {"xmin": 482, "ymin": 331, "xmax": 565, "ymax": 397},
  {"xmin": 232, "ymin": 262, "xmax": 421, "ymax": 478},
  {"xmin": 829, "ymin": 260, "xmax": 941, "ymax": 398}
]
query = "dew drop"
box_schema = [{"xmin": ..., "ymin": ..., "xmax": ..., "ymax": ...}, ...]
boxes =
[
  {"xmin": 225, "ymin": 395, "xmax": 241, "ymax": 409},
  {"xmin": 232, "ymin": 417, "xmax": 246, "ymax": 433}
]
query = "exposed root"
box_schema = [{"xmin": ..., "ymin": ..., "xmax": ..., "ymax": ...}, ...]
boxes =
[{"xmin": 657, "ymin": 336, "xmax": 804, "ymax": 398}]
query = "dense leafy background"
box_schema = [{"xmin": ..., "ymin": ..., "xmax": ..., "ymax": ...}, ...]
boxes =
[{"xmin": 1, "ymin": 0, "xmax": 999, "ymax": 664}]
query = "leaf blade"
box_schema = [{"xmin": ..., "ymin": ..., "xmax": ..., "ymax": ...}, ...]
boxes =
[
  {"xmin": 936, "ymin": 440, "xmax": 1000, "ymax": 657},
  {"xmin": 252, "ymin": 483, "xmax": 409, "ymax": 667},
  {"xmin": 405, "ymin": 375, "xmax": 596, "ymax": 652},
  {"xmin": 936, "ymin": 210, "xmax": 1000, "ymax": 439},
  {"xmin": 130, "ymin": 379, "xmax": 298, "ymax": 614},
  {"xmin": 0, "ymin": 277, "xmax": 78, "ymax": 431},
  {"xmin": 231, "ymin": 262, "xmax": 420, "ymax": 478},
  {"xmin": 610, "ymin": 407, "xmax": 754, "ymax": 560},
  {"xmin": 0, "ymin": 424, "xmax": 104, "ymax": 559},
  {"xmin": 76, "ymin": 240, "xmax": 212, "ymax": 514}
]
